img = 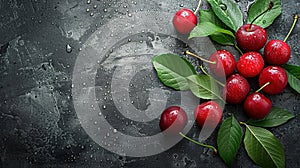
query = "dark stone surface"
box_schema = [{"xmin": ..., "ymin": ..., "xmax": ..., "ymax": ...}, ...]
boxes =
[{"xmin": 0, "ymin": 0, "xmax": 299, "ymax": 167}]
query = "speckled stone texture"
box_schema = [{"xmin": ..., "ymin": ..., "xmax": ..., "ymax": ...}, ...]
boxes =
[{"xmin": 0, "ymin": 0, "xmax": 299, "ymax": 167}]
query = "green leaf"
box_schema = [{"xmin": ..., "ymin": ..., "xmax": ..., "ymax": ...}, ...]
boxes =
[
  {"xmin": 217, "ymin": 115, "xmax": 243, "ymax": 166},
  {"xmin": 285, "ymin": 70, "xmax": 300, "ymax": 94},
  {"xmin": 189, "ymin": 22, "xmax": 235, "ymax": 39},
  {"xmin": 152, "ymin": 54, "xmax": 196, "ymax": 90},
  {"xmin": 206, "ymin": 0, "xmax": 243, "ymax": 31},
  {"xmin": 283, "ymin": 64, "xmax": 300, "ymax": 94},
  {"xmin": 247, "ymin": 0, "xmax": 282, "ymax": 28},
  {"xmin": 210, "ymin": 33, "xmax": 235, "ymax": 45},
  {"xmin": 187, "ymin": 74, "xmax": 223, "ymax": 101},
  {"xmin": 199, "ymin": 9, "xmax": 225, "ymax": 27},
  {"xmin": 283, "ymin": 64, "xmax": 300, "ymax": 79},
  {"xmin": 247, "ymin": 107, "xmax": 295, "ymax": 127},
  {"xmin": 244, "ymin": 125, "xmax": 285, "ymax": 168},
  {"xmin": 192, "ymin": 10, "xmax": 235, "ymax": 45}
]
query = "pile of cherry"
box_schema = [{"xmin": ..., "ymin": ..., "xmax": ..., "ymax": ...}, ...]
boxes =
[{"xmin": 159, "ymin": 7, "xmax": 298, "ymax": 134}]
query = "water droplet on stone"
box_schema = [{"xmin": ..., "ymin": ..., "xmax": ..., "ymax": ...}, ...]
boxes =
[
  {"xmin": 102, "ymin": 105, "xmax": 107, "ymax": 109},
  {"xmin": 179, "ymin": 4, "xmax": 184, "ymax": 7},
  {"xmin": 86, "ymin": 8, "xmax": 90, "ymax": 12},
  {"xmin": 128, "ymin": 13, "xmax": 132, "ymax": 17},
  {"xmin": 66, "ymin": 44, "xmax": 72, "ymax": 53},
  {"xmin": 90, "ymin": 12, "xmax": 94, "ymax": 16},
  {"xmin": 113, "ymin": 129, "xmax": 117, "ymax": 133},
  {"xmin": 18, "ymin": 39, "xmax": 25, "ymax": 46},
  {"xmin": 104, "ymin": 8, "xmax": 107, "ymax": 12},
  {"xmin": 93, "ymin": 5, "xmax": 98, "ymax": 9},
  {"xmin": 219, "ymin": 3, "xmax": 227, "ymax": 10},
  {"xmin": 87, "ymin": 0, "xmax": 91, "ymax": 4}
]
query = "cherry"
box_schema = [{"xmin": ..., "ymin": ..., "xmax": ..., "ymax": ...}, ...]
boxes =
[
  {"xmin": 243, "ymin": 83, "xmax": 272, "ymax": 119},
  {"xmin": 236, "ymin": 52, "xmax": 264, "ymax": 78},
  {"xmin": 236, "ymin": 24, "xmax": 268, "ymax": 51},
  {"xmin": 264, "ymin": 40, "xmax": 290, "ymax": 65},
  {"xmin": 185, "ymin": 50, "xmax": 235, "ymax": 78},
  {"xmin": 208, "ymin": 50, "xmax": 236, "ymax": 77},
  {"xmin": 264, "ymin": 14, "xmax": 298, "ymax": 65},
  {"xmin": 244, "ymin": 92, "xmax": 272, "ymax": 119},
  {"xmin": 223, "ymin": 74, "xmax": 250, "ymax": 104},
  {"xmin": 172, "ymin": 0, "xmax": 202, "ymax": 35},
  {"xmin": 173, "ymin": 8, "xmax": 198, "ymax": 34},
  {"xmin": 259, "ymin": 66, "xmax": 288, "ymax": 95},
  {"xmin": 258, "ymin": 66, "xmax": 288, "ymax": 95},
  {"xmin": 235, "ymin": 2, "xmax": 273, "ymax": 52},
  {"xmin": 194, "ymin": 101, "xmax": 223, "ymax": 128},
  {"xmin": 159, "ymin": 106, "xmax": 188, "ymax": 134}
]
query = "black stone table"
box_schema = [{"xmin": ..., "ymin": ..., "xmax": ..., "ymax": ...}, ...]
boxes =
[{"xmin": 0, "ymin": 0, "xmax": 299, "ymax": 167}]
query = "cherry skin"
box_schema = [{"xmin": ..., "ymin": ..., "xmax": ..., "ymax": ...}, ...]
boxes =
[
  {"xmin": 236, "ymin": 52, "xmax": 264, "ymax": 78},
  {"xmin": 223, "ymin": 74, "xmax": 250, "ymax": 104},
  {"xmin": 159, "ymin": 106, "xmax": 188, "ymax": 134},
  {"xmin": 236, "ymin": 24, "xmax": 268, "ymax": 51},
  {"xmin": 258, "ymin": 66, "xmax": 288, "ymax": 95},
  {"xmin": 208, "ymin": 50, "xmax": 236, "ymax": 78},
  {"xmin": 264, "ymin": 39, "xmax": 291, "ymax": 65},
  {"xmin": 194, "ymin": 101, "xmax": 223, "ymax": 128},
  {"xmin": 244, "ymin": 93, "xmax": 272, "ymax": 119},
  {"xmin": 172, "ymin": 8, "xmax": 198, "ymax": 34}
]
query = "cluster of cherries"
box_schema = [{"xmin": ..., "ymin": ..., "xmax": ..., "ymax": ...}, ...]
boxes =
[{"xmin": 159, "ymin": 6, "xmax": 298, "ymax": 135}]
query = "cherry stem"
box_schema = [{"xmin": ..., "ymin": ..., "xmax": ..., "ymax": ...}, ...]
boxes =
[
  {"xmin": 256, "ymin": 82, "xmax": 271, "ymax": 93},
  {"xmin": 283, "ymin": 14, "xmax": 299, "ymax": 42},
  {"xmin": 234, "ymin": 44, "xmax": 244, "ymax": 55},
  {"xmin": 200, "ymin": 65, "xmax": 225, "ymax": 87},
  {"xmin": 185, "ymin": 50, "xmax": 216, "ymax": 64},
  {"xmin": 179, "ymin": 132, "xmax": 218, "ymax": 154},
  {"xmin": 248, "ymin": 1, "xmax": 274, "ymax": 31},
  {"xmin": 194, "ymin": 0, "xmax": 202, "ymax": 14},
  {"xmin": 239, "ymin": 121, "xmax": 246, "ymax": 125}
]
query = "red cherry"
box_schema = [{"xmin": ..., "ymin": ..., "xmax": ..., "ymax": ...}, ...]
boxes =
[
  {"xmin": 172, "ymin": 8, "xmax": 198, "ymax": 34},
  {"xmin": 194, "ymin": 101, "xmax": 223, "ymax": 128},
  {"xmin": 223, "ymin": 74, "xmax": 250, "ymax": 104},
  {"xmin": 244, "ymin": 93, "xmax": 272, "ymax": 119},
  {"xmin": 235, "ymin": 24, "xmax": 268, "ymax": 51},
  {"xmin": 208, "ymin": 50, "xmax": 236, "ymax": 77},
  {"xmin": 264, "ymin": 40, "xmax": 291, "ymax": 65},
  {"xmin": 159, "ymin": 106, "xmax": 188, "ymax": 134},
  {"xmin": 258, "ymin": 66, "xmax": 288, "ymax": 95},
  {"xmin": 236, "ymin": 52, "xmax": 264, "ymax": 78}
]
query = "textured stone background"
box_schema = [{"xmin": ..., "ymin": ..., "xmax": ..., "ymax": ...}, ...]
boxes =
[{"xmin": 0, "ymin": 0, "xmax": 299, "ymax": 167}]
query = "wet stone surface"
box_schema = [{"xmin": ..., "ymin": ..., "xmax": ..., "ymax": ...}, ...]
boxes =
[{"xmin": 0, "ymin": 0, "xmax": 299, "ymax": 167}]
